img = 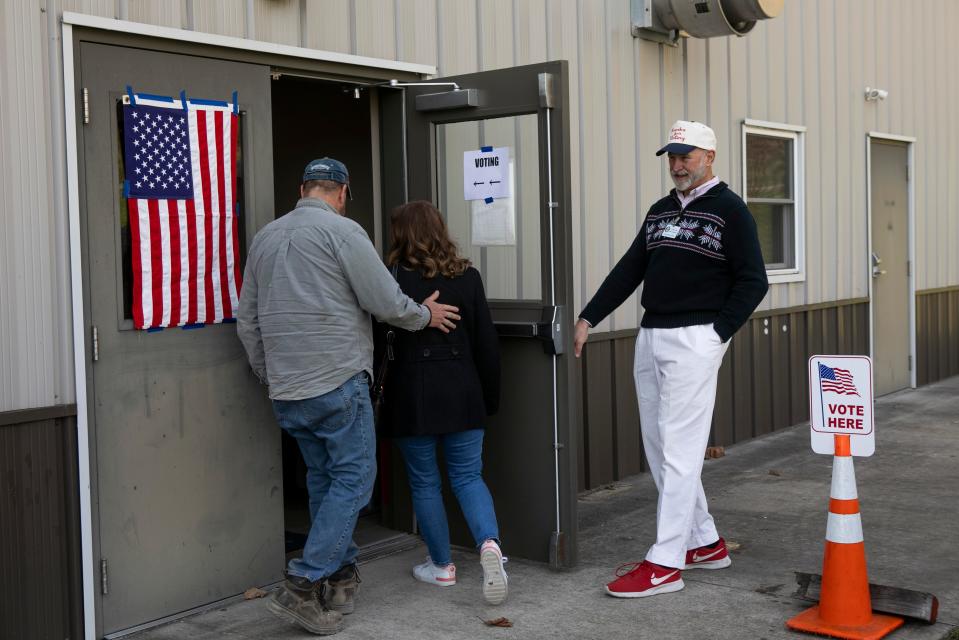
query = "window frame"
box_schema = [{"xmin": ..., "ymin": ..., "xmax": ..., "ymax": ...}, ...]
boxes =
[{"xmin": 741, "ymin": 119, "xmax": 806, "ymax": 284}]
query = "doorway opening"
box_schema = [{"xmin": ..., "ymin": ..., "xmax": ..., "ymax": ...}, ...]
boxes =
[{"xmin": 269, "ymin": 75, "xmax": 419, "ymax": 564}]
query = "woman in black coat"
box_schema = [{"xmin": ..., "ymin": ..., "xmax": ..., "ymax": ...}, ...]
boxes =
[{"xmin": 378, "ymin": 200, "xmax": 507, "ymax": 605}]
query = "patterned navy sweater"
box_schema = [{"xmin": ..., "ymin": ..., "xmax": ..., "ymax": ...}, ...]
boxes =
[{"xmin": 580, "ymin": 182, "xmax": 768, "ymax": 342}]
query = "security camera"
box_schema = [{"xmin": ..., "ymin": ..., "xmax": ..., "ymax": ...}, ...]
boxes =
[{"xmin": 864, "ymin": 87, "xmax": 888, "ymax": 101}]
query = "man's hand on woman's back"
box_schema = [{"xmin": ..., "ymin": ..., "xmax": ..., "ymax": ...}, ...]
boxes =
[{"xmin": 423, "ymin": 290, "xmax": 461, "ymax": 333}]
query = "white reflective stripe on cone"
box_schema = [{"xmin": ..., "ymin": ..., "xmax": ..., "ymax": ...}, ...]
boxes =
[
  {"xmin": 826, "ymin": 512, "xmax": 864, "ymax": 544},
  {"xmin": 830, "ymin": 456, "xmax": 858, "ymax": 500}
]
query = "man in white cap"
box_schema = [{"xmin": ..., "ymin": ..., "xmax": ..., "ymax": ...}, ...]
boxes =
[{"xmin": 573, "ymin": 121, "xmax": 768, "ymax": 598}]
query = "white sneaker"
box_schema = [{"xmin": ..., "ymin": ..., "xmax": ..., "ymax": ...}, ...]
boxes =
[
  {"xmin": 412, "ymin": 557, "xmax": 456, "ymax": 587},
  {"xmin": 480, "ymin": 540, "xmax": 508, "ymax": 605}
]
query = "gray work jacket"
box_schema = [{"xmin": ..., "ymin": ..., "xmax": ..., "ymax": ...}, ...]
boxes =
[{"xmin": 237, "ymin": 197, "xmax": 430, "ymax": 400}]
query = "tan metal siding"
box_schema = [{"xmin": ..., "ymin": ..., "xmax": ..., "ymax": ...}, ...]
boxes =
[
  {"xmin": 0, "ymin": 1, "xmax": 63, "ymax": 411},
  {"xmin": 304, "ymin": 0, "xmax": 351, "ymax": 53},
  {"xmin": 5, "ymin": 1, "xmax": 959, "ymax": 411}
]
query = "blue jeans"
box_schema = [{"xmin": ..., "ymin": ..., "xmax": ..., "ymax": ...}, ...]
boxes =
[
  {"xmin": 272, "ymin": 372, "xmax": 375, "ymax": 581},
  {"xmin": 394, "ymin": 429, "xmax": 499, "ymax": 566}
]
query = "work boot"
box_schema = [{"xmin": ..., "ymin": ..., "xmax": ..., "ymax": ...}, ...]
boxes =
[
  {"xmin": 267, "ymin": 573, "xmax": 343, "ymax": 635},
  {"xmin": 327, "ymin": 563, "xmax": 361, "ymax": 614}
]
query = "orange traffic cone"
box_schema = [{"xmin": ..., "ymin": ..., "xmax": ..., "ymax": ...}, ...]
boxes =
[{"xmin": 787, "ymin": 435, "xmax": 904, "ymax": 640}]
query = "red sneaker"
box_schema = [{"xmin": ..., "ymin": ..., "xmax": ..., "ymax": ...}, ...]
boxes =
[
  {"xmin": 684, "ymin": 538, "xmax": 732, "ymax": 570},
  {"xmin": 604, "ymin": 560, "xmax": 684, "ymax": 598}
]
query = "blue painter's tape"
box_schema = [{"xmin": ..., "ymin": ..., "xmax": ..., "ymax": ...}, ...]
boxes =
[
  {"xmin": 123, "ymin": 180, "xmax": 130, "ymax": 198},
  {"xmin": 179, "ymin": 90, "xmax": 188, "ymax": 112},
  {"xmin": 146, "ymin": 326, "xmax": 164, "ymax": 333},
  {"xmin": 126, "ymin": 85, "xmax": 136, "ymax": 105},
  {"xmin": 484, "ymin": 197, "xmax": 494, "ymax": 204},
  {"xmin": 232, "ymin": 91, "xmax": 239, "ymax": 114},
  {"xmin": 182, "ymin": 323, "xmax": 206, "ymax": 330},
  {"xmin": 189, "ymin": 97, "xmax": 230, "ymax": 107},
  {"xmin": 222, "ymin": 318, "xmax": 237, "ymax": 324},
  {"xmin": 137, "ymin": 92, "xmax": 176, "ymax": 103},
  {"xmin": 481, "ymin": 146, "xmax": 493, "ymax": 152}
]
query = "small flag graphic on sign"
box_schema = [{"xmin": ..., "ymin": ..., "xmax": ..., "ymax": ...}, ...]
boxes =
[
  {"xmin": 122, "ymin": 94, "xmax": 241, "ymax": 330},
  {"xmin": 818, "ymin": 363, "xmax": 860, "ymax": 397}
]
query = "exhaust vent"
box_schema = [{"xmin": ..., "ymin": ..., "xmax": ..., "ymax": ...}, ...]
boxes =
[{"xmin": 632, "ymin": 0, "xmax": 784, "ymax": 45}]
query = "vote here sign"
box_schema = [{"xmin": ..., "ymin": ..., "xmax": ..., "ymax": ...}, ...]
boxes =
[{"xmin": 808, "ymin": 355, "xmax": 875, "ymax": 457}]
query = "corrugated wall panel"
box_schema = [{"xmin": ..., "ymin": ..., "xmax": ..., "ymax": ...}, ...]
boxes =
[
  {"xmin": 395, "ymin": 0, "xmax": 438, "ymax": 66},
  {"xmin": 192, "ymin": 0, "xmax": 247, "ymax": 38},
  {"xmin": 546, "ymin": 0, "xmax": 583, "ymax": 324},
  {"xmin": 477, "ymin": 0, "xmax": 513, "ymax": 71},
  {"xmin": 126, "ymin": 0, "xmax": 187, "ymax": 29},
  {"xmin": 253, "ymin": 0, "xmax": 299, "ymax": 46},
  {"xmin": 0, "ymin": 1, "xmax": 60, "ymax": 412},
  {"xmin": 513, "ymin": 0, "xmax": 548, "ymax": 66},
  {"xmin": 576, "ymin": 1, "xmax": 612, "ymax": 329},
  {"xmin": 435, "ymin": 0, "xmax": 477, "ymax": 76},
  {"xmin": 6, "ymin": 1, "xmax": 959, "ymax": 414},
  {"xmin": 304, "ymin": 0, "xmax": 351, "ymax": 53},
  {"xmin": 0, "ymin": 417, "xmax": 81, "ymax": 640},
  {"xmin": 800, "ymin": 0, "xmax": 822, "ymax": 306},
  {"xmin": 63, "ymin": 0, "xmax": 115, "ymax": 16},
  {"xmin": 606, "ymin": 0, "xmax": 638, "ymax": 332},
  {"xmin": 354, "ymin": 0, "xmax": 396, "ymax": 60}
]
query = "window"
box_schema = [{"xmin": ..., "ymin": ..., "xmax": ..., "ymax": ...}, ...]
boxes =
[{"xmin": 742, "ymin": 120, "xmax": 805, "ymax": 282}]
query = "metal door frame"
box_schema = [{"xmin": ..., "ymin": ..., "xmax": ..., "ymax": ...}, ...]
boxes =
[
  {"xmin": 62, "ymin": 14, "xmax": 436, "ymax": 639},
  {"xmin": 393, "ymin": 62, "xmax": 580, "ymax": 567},
  {"xmin": 866, "ymin": 132, "xmax": 917, "ymax": 389}
]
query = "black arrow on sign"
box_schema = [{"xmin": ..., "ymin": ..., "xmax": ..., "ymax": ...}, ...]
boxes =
[
  {"xmin": 489, "ymin": 180, "xmax": 501, "ymax": 184},
  {"xmin": 473, "ymin": 181, "xmax": 485, "ymax": 186}
]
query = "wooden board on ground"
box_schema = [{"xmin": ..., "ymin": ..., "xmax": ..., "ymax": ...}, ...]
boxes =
[{"xmin": 794, "ymin": 571, "xmax": 939, "ymax": 624}]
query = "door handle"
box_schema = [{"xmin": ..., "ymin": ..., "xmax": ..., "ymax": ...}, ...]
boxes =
[
  {"xmin": 871, "ymin": 252, "xmax": 886, "ymax": 278},
  {"xmin": 494, "ymin": 305, "xmax": 565, "ymax": 355}
]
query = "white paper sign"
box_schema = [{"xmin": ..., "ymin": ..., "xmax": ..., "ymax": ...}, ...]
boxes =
[
  {"xmin": 808, "ymin": 355, "xmax": 875, "ymax": 457},
  {"xmin": 463, "ymin": 147, "xmax": 511, "ymax": 201},
  {"xmin": 470, "ymin": 198, "xmax": 515, "ymax": 246}
]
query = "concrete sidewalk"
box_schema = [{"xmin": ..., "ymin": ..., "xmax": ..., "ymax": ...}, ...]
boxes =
[{"xmin": 131, "ymin": 376, "xmax": 959, "ymax": 640}]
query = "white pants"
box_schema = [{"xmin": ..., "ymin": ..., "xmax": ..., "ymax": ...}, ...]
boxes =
[{"xmin": 634, "ymin": 324, "xmax": 729, "ymax": 569}]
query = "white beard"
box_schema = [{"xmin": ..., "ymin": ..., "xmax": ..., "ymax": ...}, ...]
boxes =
[{"xmin": 671, "ymin": 161, "xmax": 708, "ymax": 192}]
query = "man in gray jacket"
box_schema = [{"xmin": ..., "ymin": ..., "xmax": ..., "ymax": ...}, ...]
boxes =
[{"xmin": 237, "ymin": 158, "xmax": 459, "ymax": 635}]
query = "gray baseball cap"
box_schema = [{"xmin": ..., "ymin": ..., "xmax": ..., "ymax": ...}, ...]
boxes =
[{"xmin": 303, "ymin": 157, "xmax": 349, "ymax": 184}]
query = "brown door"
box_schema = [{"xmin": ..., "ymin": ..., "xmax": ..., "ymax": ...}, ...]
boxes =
[
  {"xmin": 77, "ymin": 42, "xmax": 282, "ymax": 634},
  {"xmin": 870, "ymin": 139, "xmax": 911, "ymax": 395}
]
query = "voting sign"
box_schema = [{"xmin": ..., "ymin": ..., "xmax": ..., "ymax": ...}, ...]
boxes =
[
  {"xmin": 808, "ymin": 355, "xmax": 875, "ymax": 457},
  {"xmin": 463, "ymin": 147, "xmax": 511, "ymax": 201}
]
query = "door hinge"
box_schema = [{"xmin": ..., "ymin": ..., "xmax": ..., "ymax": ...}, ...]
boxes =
[
  {"xmin": 100, "ymin": 558, "xmax": 109, "ymax": 595},
  {"xmin": 908, "ymin": 354, "xmax": 913, "ymax": 371},
  {"xmin": 82, "ymin": 87, "xmax": 89, "ymax": 124},
  {"xmin": 92, "ymin": 325, "xmax": 99, "ymax": 362},
  {"xmin": 907, "ymin": 260, "xmax": 912, "ymax": 277}
]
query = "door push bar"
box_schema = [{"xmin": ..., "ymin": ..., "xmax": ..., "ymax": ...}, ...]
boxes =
[{"xmin": 494, "ymin": 305, "xmax": 565, "ymax": 355}]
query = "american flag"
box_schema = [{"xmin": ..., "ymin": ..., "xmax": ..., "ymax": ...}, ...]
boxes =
[
  {"xmin": 122, "ymin": 95, "xmax": 240, "ymax": 330},
  {"xmin": 819, "ymin": 363, "xmax": 860, "ymax": 396}
]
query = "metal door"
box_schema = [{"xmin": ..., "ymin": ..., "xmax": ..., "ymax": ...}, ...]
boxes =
[
  {"xmin": 77, "ymin": 42, "xmax": 282, "ymax": 634},
  {"xmin": 870, "ymin": 140, "xmax": 911, "ymax": 394},
  {"xmin": 380, "ymin": 62, "xmax": 579, "ymax": 567}
]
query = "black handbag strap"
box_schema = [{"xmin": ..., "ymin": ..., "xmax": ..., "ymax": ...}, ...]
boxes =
[{"xmin": 372, "ymin": 265, "xmax": 399, "ymax": 394}]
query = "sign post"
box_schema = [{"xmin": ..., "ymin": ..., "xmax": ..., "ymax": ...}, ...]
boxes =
[{"xmin": 808, "ymin": 355, "xmax": 874, "ymax": 457}]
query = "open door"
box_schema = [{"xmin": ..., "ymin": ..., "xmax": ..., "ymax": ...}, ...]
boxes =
[{"xmin": 380, "ymin": 62, "xmax": 579, "ymax": 567}]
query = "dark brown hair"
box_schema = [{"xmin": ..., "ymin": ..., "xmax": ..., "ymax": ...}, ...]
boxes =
[{"xmin": 387, "ymin": 200, "xmax": 471, "ymax": 278}]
